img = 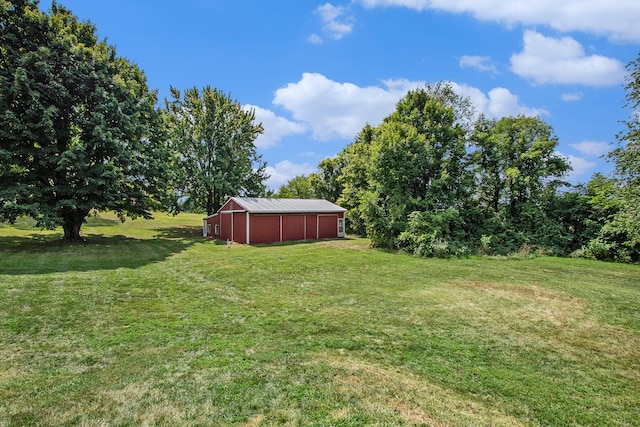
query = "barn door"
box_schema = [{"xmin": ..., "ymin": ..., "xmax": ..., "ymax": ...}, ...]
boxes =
[{"xmin": 337, "ymin": 218, "xmax": 345, "ymax": 238}]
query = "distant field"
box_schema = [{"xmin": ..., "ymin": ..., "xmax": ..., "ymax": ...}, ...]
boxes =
[{"xmin": 1, "ymin": 212, "xmax": 639, "ymax": 426}]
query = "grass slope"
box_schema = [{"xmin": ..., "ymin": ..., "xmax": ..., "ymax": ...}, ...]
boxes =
[{"xmin": 1, "ymin": 213, "xmax": 639, "ymax": 426}]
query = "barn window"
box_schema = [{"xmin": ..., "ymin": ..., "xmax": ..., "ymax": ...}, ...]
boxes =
[
  {"xmin": 214, "ymin": 224, "xmax": 220, "ymax": 235},
  {"xmin": 207, "ymin": 224, "xmax": 211, "ymax": 234}
]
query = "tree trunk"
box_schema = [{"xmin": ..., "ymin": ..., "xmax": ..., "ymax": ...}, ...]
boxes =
[
  {"xmin": 205, "ymin": 187, "xmax": 224, "ymax": 215},
  {"xmin": 492, "ymin": 187, "xmax": 500, "ymax": 213},
  {"xmin": 62, "ymin": 208, "xmax": 89, "ymax": 241},
  {"xmin": 206, "ymin": 188, "xmax": 214, "ymax": 216},
  {"xmin": 213, "ymin": 191, "xmax": 223, "ymax": 214}
]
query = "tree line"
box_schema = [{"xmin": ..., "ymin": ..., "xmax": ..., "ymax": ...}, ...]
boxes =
[
  {"xmin": 1, "ymin": 1, "xmax": 267, "ymax": 240},
  {"xmin": 276, "ymin": 82, "xmax": 639, "ymax": 262},
  {"xmin": 1, "ymin": 1, "xmax": 638, "ymax": 262}
]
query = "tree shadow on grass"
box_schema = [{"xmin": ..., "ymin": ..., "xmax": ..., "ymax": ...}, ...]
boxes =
[
  {"xmin": 250, "ymin": 237, "xmax": 355, "ymax": 248},
  {"xmin": 153, "ymin": 225, "xmax": 204, "ymax": 239},
  {"xmin": 84, "ymin": 216, "xmax": 122, "ymax": 227},
  {"xmin": 0, "ymin": 228, "xmax": 204, "ymax": 275}
]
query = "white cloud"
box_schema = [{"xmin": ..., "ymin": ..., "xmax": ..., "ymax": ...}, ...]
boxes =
[
  {"xmin": 308, "ymin": 34, "xmax": 323, "ymax": 44},
  {"xmin": 273, "ymin": 73, "xmax": 410, "ymax": 140},
  {"xmin": 379, "ymin": 78, "xmax": 426, "ymax": 96},
  {"xmin": 510, "ymin": 30, "xmax": 625, "ymax": 86},
  {"xmin": 265, "ymin": 160, "xmax": 316, "ymax": 189},
  {"xmin": 244, "ymin": 105, "xmax": 308, "ymax": 149},
  {"xmin": 485, "ymin": 87, "xmax": 549, "ymax": 117},
  {"xmin": 314, "ymin": 3, "xmax": 354, "ymax": 41},
  {"xmin": 355, "ymin": 0, "xmax": 640, "ymax": 42},
  {"xmin": 561, "ymin": 92, "xmax": 583, "ymax": 102},
  {"xmin": 459, "ymin": 55, "xmax": 498, "ymax": 74},
  {"xmin": 563, "ymin": 154, "xmax": 598, "ymax": 183},
  {"xmin": 449, "ymin": 83, "xmax": 548, "ymax": 118},
  {"xmin": 570, "ymin": 140, "xmax": 611, "ymax": 157},
  {"xmin": 272, "ymin": 73, "xmax": 547, "ymax": 140}
]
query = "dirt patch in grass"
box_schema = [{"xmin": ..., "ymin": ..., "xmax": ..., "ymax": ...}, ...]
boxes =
[
  {"xmin": 98, "ymin": 380, "xmax": 183, "ymax": 423},
  {"xmin": 312, "ymin": 353, "xmax": 526, "ymax": 426},
  {"xmin": 446, "ymin": 279, "xmax": 640, "ymax": 366},
  {"xmin": 450, "ymin": 279, "xmax": 578, "ymax": 303},
  {"xmin": 242, "ymin": 414, "xmax": 265, "ymax": 426},
  {"xmin": 312, "ymin": 237, "xmax": 371, "ymax": 251},
  {"xmin": 450, "ymin": 279, "xmax": 588, "ymax": 325}
]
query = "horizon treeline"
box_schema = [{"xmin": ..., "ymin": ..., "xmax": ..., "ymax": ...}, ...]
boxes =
[
  {"xmin": 275, "ymin": 82, "xmax": 639, "ymax": 262},
  {"xmin": 1, "ymin": 1, "xmax": 638, "ymax": 262}
]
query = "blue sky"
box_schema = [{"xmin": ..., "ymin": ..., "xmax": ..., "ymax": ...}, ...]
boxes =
[{"xmin": 52, "ymin": 0, "xmax": 639, "ymax": 189}]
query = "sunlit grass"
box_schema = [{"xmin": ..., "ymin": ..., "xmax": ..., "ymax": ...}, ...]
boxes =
[{"xmin": 1, "ymin": 212, "xmax": 638, "ymax": 425}]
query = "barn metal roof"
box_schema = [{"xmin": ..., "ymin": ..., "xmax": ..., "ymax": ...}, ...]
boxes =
[{"xmin": 231, "ymin": 197, "xmax": 346, "ymax": 214}]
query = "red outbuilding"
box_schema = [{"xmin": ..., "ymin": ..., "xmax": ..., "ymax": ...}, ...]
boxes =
[{"xmin": 203, "ymin": 197, "xmax": 346, "ymax": 244}]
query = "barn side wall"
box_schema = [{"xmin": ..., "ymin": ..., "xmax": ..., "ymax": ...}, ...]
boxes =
[
  {"xmin": 250, "ymin": 215, "xmax": 280, "ymax": 244},
  {"xmin": 305, "ymin": 215, "xmax": 318, "ymax": 240},
  {"xmin": 233, "ymin": 212, "xmax": 247, "ymax": 244},
  {"xmin": 318, "ymin": 214, "xmax": 339, "ymax": 239},
  {"xmin": 282, "ymin": 215, "xmax": 305, "ymax": 241},
  {"xmin": 207, "ymin": 203, "xmax": 345, "ymax": 244},
  {"xmin": 204, "ymin": 215, "xmax": 220, "ymax": 238},
  {"xmin": 247, "ymin": 212, "xmax": 344, "ymax": 244}
]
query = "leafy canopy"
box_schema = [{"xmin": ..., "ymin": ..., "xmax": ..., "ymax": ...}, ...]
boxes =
[
  {"xmin": 0, "ymin": 0, "xmax": 173, "ymax": 239},
  {"xmin": 165, "ymin": 86, "xmax": 268, "ymax": 215}
]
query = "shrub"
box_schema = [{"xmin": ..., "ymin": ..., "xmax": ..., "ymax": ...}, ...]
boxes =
[
  {"xmin": 396, "ymin": 209, "xmax": 470, "ymax": 258},
  {"xmin": 586, "ymin": 238, "xmax": 615, "ymax": 261},
  {"xmin": 569, "ymin": 247, "xmax": 591, "ymax": 259},
  {"xmin": 480, "ymin": 234, "xmax": 492, "ymax": 255}
]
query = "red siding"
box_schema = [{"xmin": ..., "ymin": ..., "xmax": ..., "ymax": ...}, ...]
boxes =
[
  {"xmin": 220, "ymin": 213, "xmax": 232, "ymax": 241},
  {"xmin": 204, "ymin": 215, "xmax": 218, "ymax": 237},
  {"xmin": 220, "ymin": 200, "xmax": 236, "ymax": 211},
  {"xmin": 282, "ymin": 215, "xmax": 305, "ymax": 241},
  {"xmin": 319, "ymin": 215, "xmax": 338, "ymax": 238},
  {"xmin": 305, "ymin": 215, "xmax": 318, "ymax": 240},
  {"xmin": 250, "ymin": 215, "xmax": 280, "ymax": 244},
  {"xmin": 206, "ymin": 199, "xmax": 345, "ymax": 244},
  {"xmin": 233, "ymin": 212, "xmax": 246, "ymax": 244}
]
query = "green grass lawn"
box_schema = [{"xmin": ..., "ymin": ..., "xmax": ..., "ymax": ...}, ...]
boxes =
[{"xmin": 1, "ymin": 212, "xmax": 639, "ymax": 426}]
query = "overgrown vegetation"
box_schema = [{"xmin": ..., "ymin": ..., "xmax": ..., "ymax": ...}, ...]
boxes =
[
  {"xmin": 1, "ymin": 213, "xmax": 639, "ymax": 425},
  {"xmin": 277, "ymin": 78, "xmax": 640, "ymax": 262}
]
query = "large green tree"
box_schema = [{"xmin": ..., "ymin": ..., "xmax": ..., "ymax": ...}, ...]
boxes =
[
  {"xmin": 334, "ymin": 84, "xmax": 476, "ymax": 239},
  {"xmin": 275, "ymin": 175, "xmax": 316, "ymax": 199},
  {"xmin": 336, "ymin": 124, "xmax": 376, "ymax": 235},
  {"xmin": 468, "ymin": 116, "xmax": 571, "ymax": 252},
  {"xmin": 596, "ymin": 53, "xmax": 640, "ymax": 261},
  {"xmin": 472, "ymin": 116, "xmax": 570, "ymax": 220},
  {"xmin": 363, "ymin": 93, "xmax": 470, "ymax": 248},
  {"xmin": 0, "ymin": 1, "xmax": 172, "ymax": 240},
  {"xmin": 165, "ymin": 86, "xmax": 268, "ymax": 215}
]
